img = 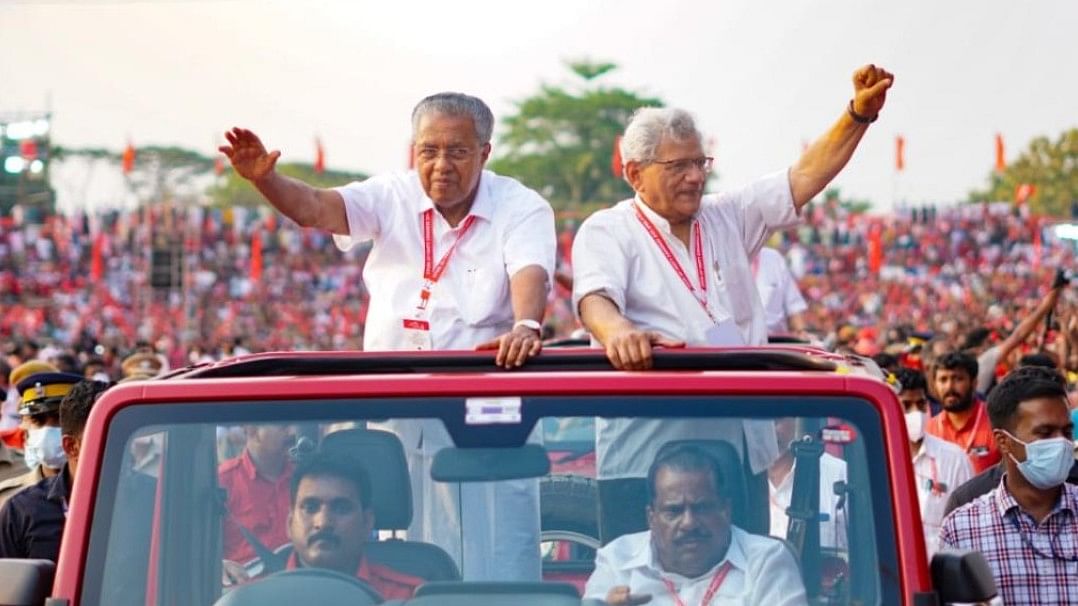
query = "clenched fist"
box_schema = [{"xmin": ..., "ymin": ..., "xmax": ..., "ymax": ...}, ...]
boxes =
[{"xmin": 851, "ymin": 64, "xmax": 894, "ymax": 119}]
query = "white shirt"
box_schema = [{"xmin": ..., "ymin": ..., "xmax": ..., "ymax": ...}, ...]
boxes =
[
  {"xmin": 913, "ymin": 434, "xmax": 973, "ymax": 557},
  {"xmin": 573, "ymin": 170, "xmax": 800, "ymax": 479},
  {"xmin": 753, "ymin": 247, "xmax": 807, "ymax": 335},
  {"xmin": 333, "ymin": 170, "xmax": 556, "ymax": 352},
  {"xmin": 572, "ymin": 169, "xmax": 799, "ymax": 347},
  {"xmin": 584, "ymin": 527, "xmax": 808, "ymax": 606},
  {"xmin": 768, "ymin": 452, "xmax": 848, "ymax": 549}
]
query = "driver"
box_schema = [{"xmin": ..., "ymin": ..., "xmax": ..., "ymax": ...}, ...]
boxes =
[
  {"xmin": 285, "ymin": 452, "xmax": 422, "ymax": 600},
  {"xmin": 584, "ymin": 444, "xmax": 806, "ymax": 605}
]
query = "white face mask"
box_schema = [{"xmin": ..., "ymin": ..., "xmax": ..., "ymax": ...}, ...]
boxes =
[
  {"xmin": 905, "ymin": 410, "xmax": 925, "ymax": 444},
  {"xmin": 1004, "ymin": 431, "xmax": 1075, "ymax": 490},
  {"xmin": 25, "ymin": 426, "xmax": 66, "ymax": 470}
]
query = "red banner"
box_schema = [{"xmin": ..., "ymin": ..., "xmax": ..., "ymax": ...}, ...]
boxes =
[
  {"xmin": 314, "ymin": 138, "xmax": 325, "ymax": 174},
  {"xmin": 995, "ymin": 134, "xmax": 1006, "ymax": 173},
  {"xmin": 895, "ymin": 135, "xmax": 905, "ymax": 172},
  {"xmin": 611, "ymin": 135, "xmax": 623, "ymax": 178}
]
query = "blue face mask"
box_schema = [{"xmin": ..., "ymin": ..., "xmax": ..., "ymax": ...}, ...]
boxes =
[{"xmin": 1003, "ymin": 431, "xmax": 1075, "ymax": 490}]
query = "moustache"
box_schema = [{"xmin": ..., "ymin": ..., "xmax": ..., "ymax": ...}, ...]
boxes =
[
  {"xmin": 307, "ymin": 531, "xmax": 340, "ymax": 548},
  {"xmin": 674, "ymin": 531, "xmax": 712, "ymax": 545}
]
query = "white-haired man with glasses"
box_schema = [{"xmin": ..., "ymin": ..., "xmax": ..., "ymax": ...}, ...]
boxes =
[{"xmin": 571, "ymin": 65, "xmax": 893, "ymax": 543}]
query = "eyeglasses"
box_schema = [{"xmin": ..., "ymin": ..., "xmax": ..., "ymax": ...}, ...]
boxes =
[
  {"xmin": 650, "ymin": 156, "xmax": 714, "ymax": 175},
  {"xmin": 415, "ymin": 146, "xmax": 478, "ymax": 162}
]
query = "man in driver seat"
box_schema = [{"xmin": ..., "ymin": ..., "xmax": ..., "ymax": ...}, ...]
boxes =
[
  {"xmin": 585, "ymin": 444, "xmax": 807, "ymax": 605},
  {"xmin": 286, "ymin": 453, "xmax": 422, "ymax": 600}
]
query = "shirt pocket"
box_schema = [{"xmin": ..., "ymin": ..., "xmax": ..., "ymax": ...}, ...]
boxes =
[{"xmin": 460, "ymin": 265, "xmax": 509, "ymax": 326}]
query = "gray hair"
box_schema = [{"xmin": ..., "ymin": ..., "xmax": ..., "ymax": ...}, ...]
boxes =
[
  {"xmin": 619, "ymin": 107, "xmax": 703, "ymax": 166},
  {"xmin": 411, "ymin": 92, "xmax": 495, "ymax": 145}
]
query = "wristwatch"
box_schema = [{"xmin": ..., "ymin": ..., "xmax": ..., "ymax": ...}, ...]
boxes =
[{"xmin": 513, "ymin": 319, "xmax": 542, "ymax": 334}]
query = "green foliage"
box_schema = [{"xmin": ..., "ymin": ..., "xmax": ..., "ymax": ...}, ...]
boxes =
[
  {"xmin": 970, "ymin": 128, "xmax": 1078, "ymax": 216},
  {"xmin": 488, "ymin": 60, "xmax": 664, "ymax": 211},
  {"xmin": 205, "ymin": 163, "xmax": 367, "ymax": 208}
]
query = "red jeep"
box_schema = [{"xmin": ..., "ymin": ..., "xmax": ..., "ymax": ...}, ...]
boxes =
[{"xmin": 0, "ymin": 348, "xmax": 999, "ymax": 605}]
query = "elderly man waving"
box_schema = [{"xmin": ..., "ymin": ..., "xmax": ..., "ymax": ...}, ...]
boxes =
[
  {"xmin": 572, "ymin": 65, "xmax": 893, "ymax": 542},
  {"xmin": 220, "ymin": 92, "xmax": 555, "ymax": 581}
]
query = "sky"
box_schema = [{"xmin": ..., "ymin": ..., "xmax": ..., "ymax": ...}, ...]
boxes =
[{"xmin": 1, "ymin": 0, "xmax": 1076, "ymax": 212}]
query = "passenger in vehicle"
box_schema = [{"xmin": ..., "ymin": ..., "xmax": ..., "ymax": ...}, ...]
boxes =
[
  {"xmin": 220, "ymin": 424, "xmax": 297, "ymax": 568},
  {"xmin": 0, "ymin": 379, "xmax": 108, "ymax": 560},
  {"xmin": 767, "ymin": 418, "xmax": 847, "ymax": 550},
  {"xmin": 585, "ymin": 444, "xmax": 807, "ymax": 606},
  {"xmin": 220, "ymin": 92, "xmax": 554, "ymax": 581},
  {"xmin": 285, "ymin": 452, "xmax": 423, "ymax": 600}
]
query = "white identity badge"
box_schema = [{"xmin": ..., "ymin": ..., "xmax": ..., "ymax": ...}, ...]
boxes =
[{"xmin": 705, "ymin": 318, "xmax": 745, "ymax": 346}]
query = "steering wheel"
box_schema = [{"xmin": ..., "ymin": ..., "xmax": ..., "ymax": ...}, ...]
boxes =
[{"xmin": 213, "ymin": 567, "xmax": 384, "ymax": 605}]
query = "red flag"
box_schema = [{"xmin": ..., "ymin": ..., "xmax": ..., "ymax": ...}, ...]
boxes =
[
  {"xmin": 1015, "ymin": 183, "xmax": 1036, "ymax": 205},
  {"xmin": 895, "ymin": 135, "xmax": 905, "ymax": 171},
  {"xmin": 122, "ymin": 141, "xmax": 136, "ymax": 175},
  {"xmin": 250, "ymin": 231, "xmax": 263, "ymax": 282},
  {"xmin": 90, "ymin": 233, "xmax": 106, "ymax": 281},
  {"xmin": 995, "ymin": 134, "xmax": 1006, "ymax": 173},
  {"xmin": 214, "ymin": 155, "xmax": 225, "ymax": 176},
  {"xmin": 611, "ymin": 135, "xmax": 623, "ymax": 178},
  {"xmin": 314, "ymin": 138, "xmax": 325, "ymax": 175},
  {"xmin": 868, "ymin": 224, "xmax": 883, "ymax": 275}
]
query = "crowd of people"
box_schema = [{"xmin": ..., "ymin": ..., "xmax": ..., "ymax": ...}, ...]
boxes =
[{"xmin": 1, "ymin": 69, "xmax": 1076, "ymax": 605}]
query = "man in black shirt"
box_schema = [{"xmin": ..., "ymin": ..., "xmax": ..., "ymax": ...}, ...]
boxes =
[{"xmin": 0, "ymin": 378, "xmax": 108, "ymax": 560}]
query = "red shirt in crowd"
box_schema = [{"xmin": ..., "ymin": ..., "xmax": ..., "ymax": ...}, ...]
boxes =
[
  {"xmin": 285, "ymin": 551, "xmax": 423, "ymax": 600},
  {"xmin": 925, "ymin": 398, "xmax": 1001, "ymax": 475},
  {"xmin": 218, "ymin": 450, "xmax": 294, "ymax": 563}
]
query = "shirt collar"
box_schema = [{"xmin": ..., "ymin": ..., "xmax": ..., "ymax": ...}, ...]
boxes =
[
  {"xmin": 416, "ymin": 170, "xmax": 493, "ymax": 223},
  {"xmin": 624, "ymin": 528, "xmax": 748, "ymax": 578},
  {"xmin": 994, "ymin": 473, "xmax": 1078, "ymax": 518}
]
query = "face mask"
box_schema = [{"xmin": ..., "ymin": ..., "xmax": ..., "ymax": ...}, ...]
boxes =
[
  {"xmin": 25, "ymin": 426, "xmax": 66, "ymax": 470},
  {"xmin": 905, "ymin": 410, "xmax": 925, "ymax": 443},
  {"xmin": 1004, "ymin": 431, "xmax": 1075, "ymax": 490}
]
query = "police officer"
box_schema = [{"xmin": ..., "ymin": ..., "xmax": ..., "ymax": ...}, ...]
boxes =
[
  {"xmin": 0, "ymin": 377, "xmax": 108, "ymax": 560},
  {"xmin": 0, "ymin": 365, "xmax": 68, "ymax": 507}
]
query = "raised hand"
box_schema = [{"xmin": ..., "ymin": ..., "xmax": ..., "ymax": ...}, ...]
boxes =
[
  {"xmin": 851, "ymin": 64, "xmax": 894, "ymax": 119},
  {"xmin": 219, "ymin": 127, "xmax": 281, "ymax": 182}
]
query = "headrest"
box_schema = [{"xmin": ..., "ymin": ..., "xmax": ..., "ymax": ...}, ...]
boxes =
[{"xmin": 319, "ymin": 428, "xmax": 412, "ymax": 530}]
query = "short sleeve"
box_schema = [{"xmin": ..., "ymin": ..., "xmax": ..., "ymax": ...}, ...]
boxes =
[
  {"xmin": 571, "ymin": 211, "xmax": 631, "ymax": 315},
  {"xmin": 502, "ymin": 192, "xmax": 557, "ymax": 284},
  {"xmin": 723, "ymin": 169, "xmax": 800, "ymax": 258},
  {"xmin": 331, "ymin": 174, "xmax": 398, "ymax": 251}
]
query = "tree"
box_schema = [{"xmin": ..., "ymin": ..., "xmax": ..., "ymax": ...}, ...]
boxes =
[
  {"xmin": 970, "ymin": 128, "xmax": 1078, "ymax": 217},
  {"xmin": 488, "ymin": 60, "xmax": 665, "ymax": 213}
]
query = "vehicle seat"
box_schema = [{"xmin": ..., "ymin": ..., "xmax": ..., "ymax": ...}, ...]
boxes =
[{"xmin": 320, "ymin": 428, "xmax": 461, "ymax": 582}]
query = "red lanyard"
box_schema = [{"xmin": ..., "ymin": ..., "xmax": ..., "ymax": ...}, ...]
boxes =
[
  {"xmin": 661, "ymin": 560, "xmax": 733, "ymax": 606},
  {"xmin": 418, "ymin": 208, "xmax": 477, "ymax": 309},
  {"xmin": 633, "ymin": 203, "xmax": 713, "ymax": 321}
]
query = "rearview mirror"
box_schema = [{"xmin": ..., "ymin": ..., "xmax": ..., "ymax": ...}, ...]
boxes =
[
  {"xmin": 432, "ymin": 445, "xmax": 551, "ymax": 482},
  {"xmin": 930, "ymin": 550, "xmax": 1000, "ymax": 604},
  {"xmin": 0, "ymin": 559, "xmax": 55, "ymax": 606}
]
